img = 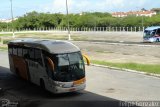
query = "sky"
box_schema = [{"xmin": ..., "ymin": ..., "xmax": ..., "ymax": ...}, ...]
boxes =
[{"xmin": 0, "ymin": 0, "xmax": 160, "ymax": 19}]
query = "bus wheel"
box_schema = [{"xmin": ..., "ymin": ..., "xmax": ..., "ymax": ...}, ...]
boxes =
[
  {"xmin": 40, "ymin": 79, "xmax": 45, "ymax": 90},
  {"xmin": 156, "ymin": 38, "xmax": 159, "ymax": 42}
]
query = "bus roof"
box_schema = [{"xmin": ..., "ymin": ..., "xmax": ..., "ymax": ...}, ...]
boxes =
[
  {"xmin": 145, "ymin": 26, "xmax": 160, "ymax": 31},
  {"xmin": 8, "ymin": 39, "xmax": 80, "ymax": 54}
]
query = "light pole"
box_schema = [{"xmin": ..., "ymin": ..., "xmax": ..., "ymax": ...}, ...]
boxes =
[
  {"xmin": 141, "ymin": 15, "xmax": 144, "ymax": 27},
  {"xmin": 10, "ymin": 0, "xmax": 15, "ymax": 38},
  {"xmin": 136, "ymin": 7, "xmax": 144, "ymax": 28},
  {"xmin": 66, "ymin": 0, "xmax": 71, "ymax": 40}
]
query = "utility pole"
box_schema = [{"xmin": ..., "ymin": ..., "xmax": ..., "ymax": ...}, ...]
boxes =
[
  {"xmin": 66, "ymin": 0, "xmax": 71, "ymax": 40},
  {"xmin": 142, "ymin": 15, "xmax": 144, "ymax": 27},
  {"xmin": 136, "ymin": 7, "xmax": 144, "ymax": 31},
  {"xmin": 10, "ymin": 0, "xmax": 15, "ymax": 38}
]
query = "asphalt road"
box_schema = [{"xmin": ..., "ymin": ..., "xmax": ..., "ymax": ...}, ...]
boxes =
[{"xmin": 0, "ymin": 51, "xmax": 160, "ymax": 107}]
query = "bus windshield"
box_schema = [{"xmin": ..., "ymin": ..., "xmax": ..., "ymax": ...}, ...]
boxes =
[
  {"xmin": 51, "ymin": 52, "xmax": 85, "ymax": 82},
  {"xmin": 144, "ymin": 30, "xmax": 156, "ymax": 38}
]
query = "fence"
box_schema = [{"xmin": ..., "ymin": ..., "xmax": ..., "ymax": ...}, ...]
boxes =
[{"xmin": 0, "ymin": 26, "xmax": 145, "ymax": 32}]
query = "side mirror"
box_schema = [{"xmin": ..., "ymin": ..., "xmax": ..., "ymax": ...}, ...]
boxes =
[
  {"xmin": 47, "ymin": 57, "xmax": 55, "ymax": 71},
  {"xmin": 82, "ymin": 54, "xmax": 90, "ymax": 66}
]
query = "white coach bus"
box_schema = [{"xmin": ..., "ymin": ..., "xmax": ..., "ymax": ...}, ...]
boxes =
[
  {"xmin": 143, "ymin": 26, "xmax": 160, "ymax": 42},
  {"xmin": 8, "ymin": 39, "xmax": 90, "ymax": 93}
]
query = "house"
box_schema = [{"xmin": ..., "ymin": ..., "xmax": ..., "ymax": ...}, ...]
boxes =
[
  {"xmin": 0, "ymin": 18, "xmax": 18, "ymax": 23},
  {"xmin": 112, "ymin": 10, "xmax": 156, "ymax": 17}
]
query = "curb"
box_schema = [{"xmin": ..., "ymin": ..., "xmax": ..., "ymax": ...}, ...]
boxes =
[{"xmin": 90, "ymin": 64, "xmax": 160, "ymax": 79}]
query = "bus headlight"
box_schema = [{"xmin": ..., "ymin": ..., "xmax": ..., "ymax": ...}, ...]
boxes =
[{"xmin": 54, "ymin": 81, "xmax": 65, "ymax": 87}]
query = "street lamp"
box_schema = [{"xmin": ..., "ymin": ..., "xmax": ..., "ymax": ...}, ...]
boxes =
[
  {"xmin": 136, "ymin": 7, "xmax": 144, "ymax": 28},
  {"xmin": 10, "ymin": 0, "xmax": 15, "ymax": 38},
  {"xmin": 141, "ymin": 15, "xmax": 144, "ymax": 27},
  {"xmin": 66, "ymin": 0, "xmax": 71, "ymax": 40}
]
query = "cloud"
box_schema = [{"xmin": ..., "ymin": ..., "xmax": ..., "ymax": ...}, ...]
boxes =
[
  {"xmin": 41, "ymin": 0, "xmax": 74, "ymax": 13},
  {"xmin": 40, "ymin": 0, "xmax": 160, "ymax": 13}
]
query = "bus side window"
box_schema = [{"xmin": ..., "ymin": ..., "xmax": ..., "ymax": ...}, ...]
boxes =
[
  {"xmin": 29, "ymin": 48, "xmax": 35, "ymax": 60},
  {"xmin": 18, "ymin": 47, "xmax": 22, "ymax": 57},
  {"xmin": 23, "ymin": 47, "xmax": 29, "ymax": 58},
  {"xmin": 156, "ymin": 29, "xmax": 160, "ymax": 35},
  {"xmin": 13, "ymin": 46, "xmax": 17, "ymax": 56},
  {"xmin": 35, "ymin": 49, "xmax": 43, "ymax": 66},
  {"xmin": 151, "ymin": 31, "xmax": 155, "ymax": 35}
]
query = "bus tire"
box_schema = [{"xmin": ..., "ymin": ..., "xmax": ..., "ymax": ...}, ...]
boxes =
[
  {"xmin": 156, "ymin": 38, "xmax": 159, "ymax": 42},
  {"xmin": 40, "ymin": 79, "xmax": 45, "ymax": 90}
]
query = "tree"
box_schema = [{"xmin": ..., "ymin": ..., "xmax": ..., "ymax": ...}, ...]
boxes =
[
  {"xmin": 141, "ymin": 8, "xmax": 147, "ymax": 11},
  {"xmin": 151, "ymin": 8, "xmax": 160, "ymax": 14},
  {"xmin": 1, "ymin": 11, "xmax": 160, "ymax": 30}
]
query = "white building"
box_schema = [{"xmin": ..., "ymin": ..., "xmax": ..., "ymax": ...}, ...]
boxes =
[
  {"xmin": 0, "ymin": 18, "xmax": 18, "ymax": 23},
  {"xmin": 112, "ymin": 10, "xmax": 157, "ymax": 17}
]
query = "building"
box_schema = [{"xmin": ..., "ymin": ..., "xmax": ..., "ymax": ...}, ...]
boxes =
[
  {"xmin": 0, "ymin": 18, "xmax": 18, "ymax": 23},
  {"xmin": 112, "ymin": 10, "xmax": 157, "ymax": 17}
]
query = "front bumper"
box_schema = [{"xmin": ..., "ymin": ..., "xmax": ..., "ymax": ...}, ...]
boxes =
[{"xmin": 53, "ymin": 83, "xmax": 86, "ymax": 93}]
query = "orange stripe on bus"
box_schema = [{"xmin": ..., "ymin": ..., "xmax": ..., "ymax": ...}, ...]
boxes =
[
  {"xmin": 73, "ymin": 77, "xmax": 86, "ymax": 85},
  {"xmin": 12, "ymin": 55, "xmax": 28, "ymax": 80}
]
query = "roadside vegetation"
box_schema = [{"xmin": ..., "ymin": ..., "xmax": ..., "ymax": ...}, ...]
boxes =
[
  {"xmin": 92, "ymin": 60, "xmax": 160, "ymax": 74},
  {"xmin": 0, "ymin": 11, "xmax": 160, "ymax": 31}
]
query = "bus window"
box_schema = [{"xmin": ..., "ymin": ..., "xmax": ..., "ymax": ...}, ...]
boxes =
[
  {"xmin": 23, "ymin": 48, "xmax": 29, "ymax": 58},
  {"xmin": 58, "ymin": 54, "xmax": 69, "ymax": 67},
  {"xmin": 156, "ymin": 29, "xmax": 160, "ymax": 35},
  {"xmin": 56, "ymin": 52, "xmax": 85, "ymax": 82},
  {"xmin": 35, "ymin": 49, "xmax": 43, "ymax": 66},
  {"xmin": 29, "ymin": 48, "xmax": 34, "ymax": 60},
  {"xmin": 13, "ymin": 46, "xmax": 17, "ymax": 55},
  {"xmin": 68, "ymin": 52, "xmax": 84, "ymax": 71},
  {"xmin": 150, "ymin": 30, "xmax": 156, "ymax": 37},
  {"xmin": 18, "ymin": 47, "xmax": 22, "ymax": 57}
]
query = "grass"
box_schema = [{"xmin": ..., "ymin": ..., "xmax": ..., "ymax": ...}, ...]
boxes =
[
  {"xmin": 92, "ymin": 60, "xmax": 160, "ymax": 74},
  {"xmin": 0, "ymin": 32, "xmax": 88, "ymax": 41},
  {"xmin": 0, "ymin": 46, "xmax": 7, "ymax": 51},
  {"xmin": 0, "ymin": 34, "xmax": 12, "ymax": 36}
]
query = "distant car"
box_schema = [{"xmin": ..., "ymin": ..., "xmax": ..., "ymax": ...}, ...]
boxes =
[{"xmin": 143, "ymin": 26, "xmax": 160, "ymax": 42}]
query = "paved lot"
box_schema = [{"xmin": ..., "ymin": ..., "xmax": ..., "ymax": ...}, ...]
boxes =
[
  {"xmin": 73, "ymin": 41, "xmax": 160, "ymax": 64},
  {"xmin": 0, "ymin": 51, "xmax": 160, "ymax": 107}
]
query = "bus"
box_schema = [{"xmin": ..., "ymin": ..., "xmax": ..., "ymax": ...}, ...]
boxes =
[
  {"xmin": 143, "ymin": 26, "xmax": 160, "ymax": 42},
  {"xmin": 8, "ymin": 39, "xmax": 90, "ymax": 93}
]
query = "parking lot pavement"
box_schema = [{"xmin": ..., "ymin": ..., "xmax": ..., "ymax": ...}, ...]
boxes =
[{"xmin": 86, "ymin": 65, "xmax": 160, "ymax": 101}]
